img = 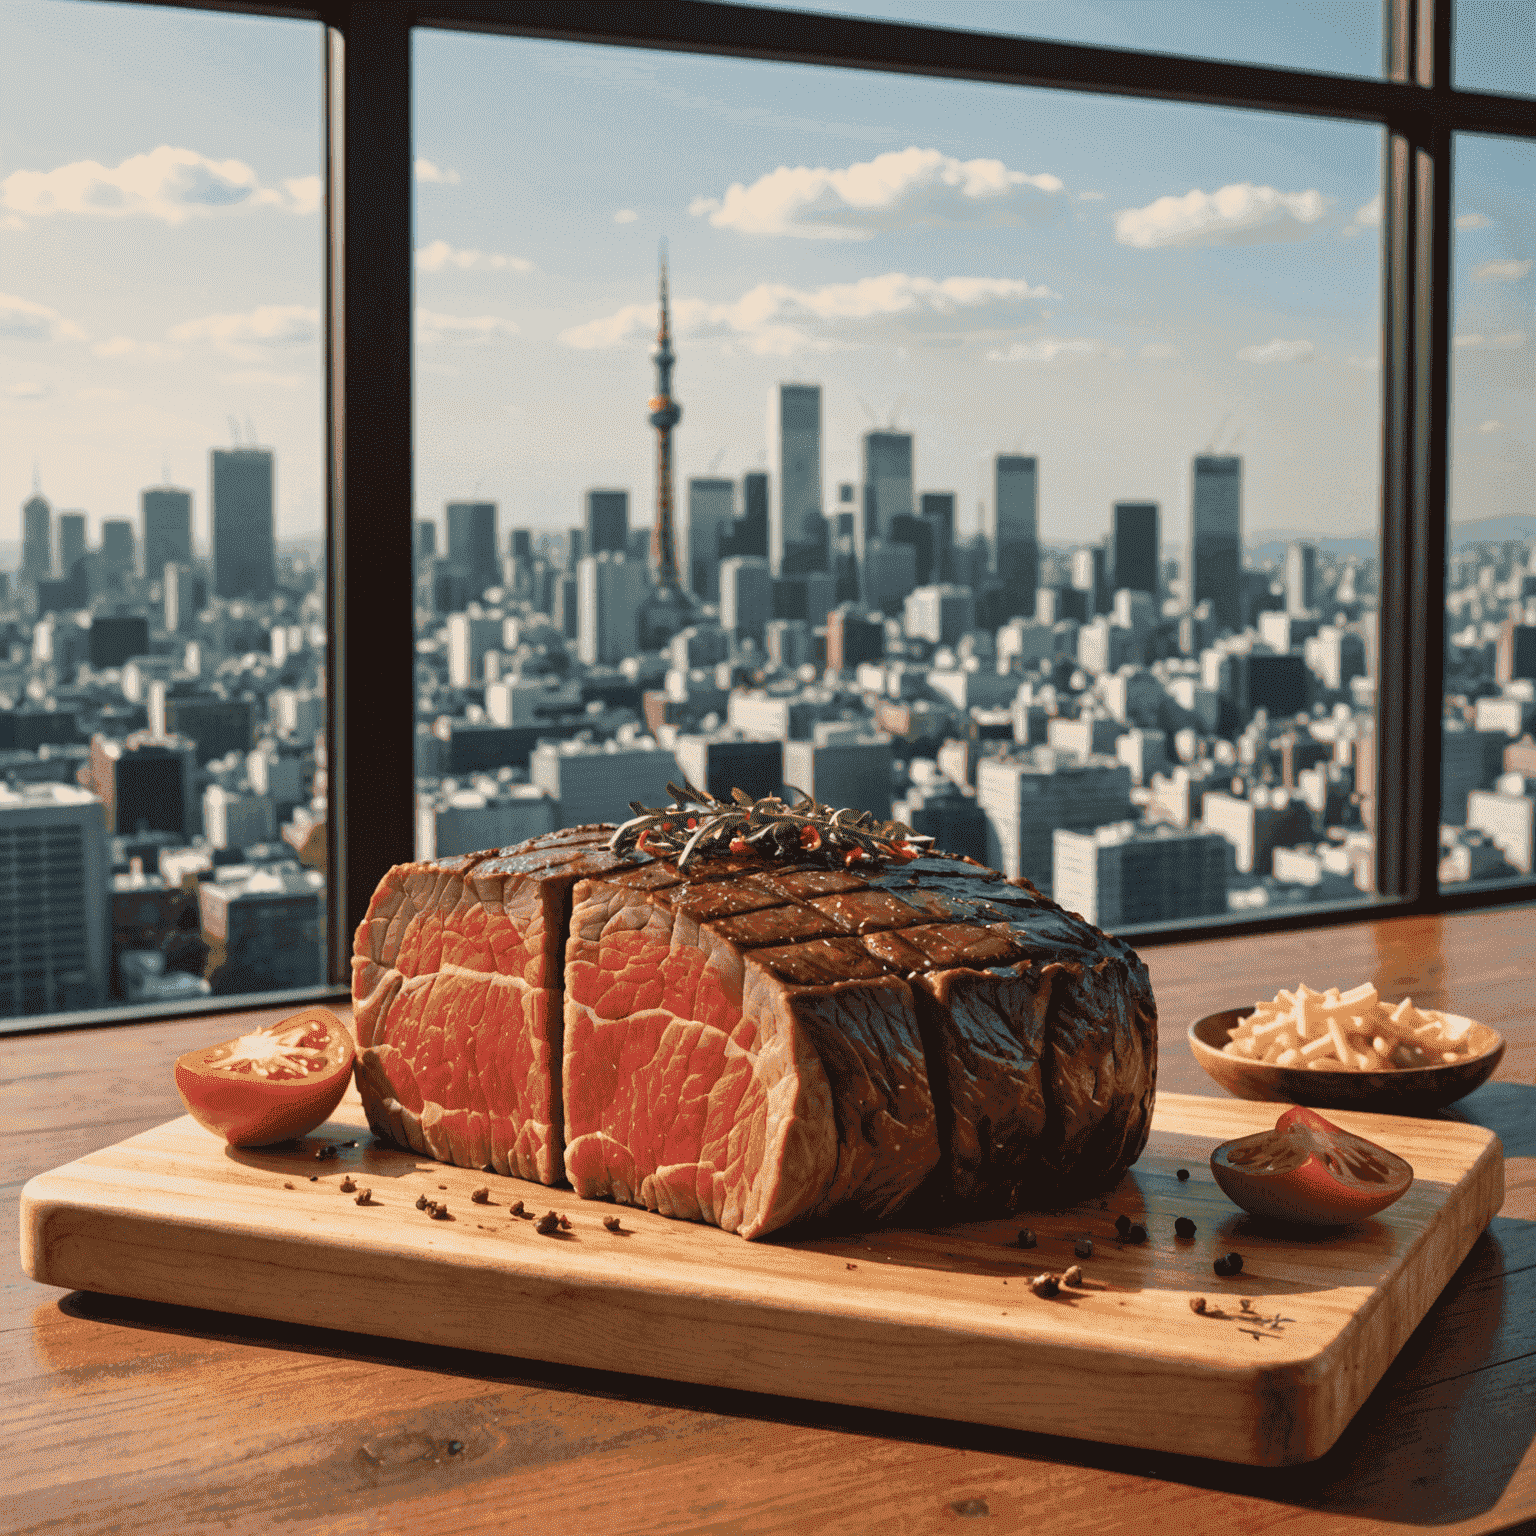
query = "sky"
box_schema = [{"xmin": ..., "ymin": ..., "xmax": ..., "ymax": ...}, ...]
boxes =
[{"xmin": 1, "ymin": 0, "xmax": 1530, "ymax": 565}]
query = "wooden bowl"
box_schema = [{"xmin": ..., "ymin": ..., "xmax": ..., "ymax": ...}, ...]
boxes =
[{"xmin": 1188, "ymin": 1008, "xmax": 1505, "ymax": 1115}]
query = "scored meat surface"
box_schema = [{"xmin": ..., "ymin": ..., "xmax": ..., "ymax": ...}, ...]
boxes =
[
  {"xmin": 351, "ymin": 827, "xmax": 623, "ymax": 1182},
  {"xmin": 352, "ymin": 827, "xmax": 1158, "ymax": 1240}
]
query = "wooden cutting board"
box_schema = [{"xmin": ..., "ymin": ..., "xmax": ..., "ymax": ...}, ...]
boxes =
[{"xmin": 20, "ymin": 1089, "xmax": 1501, "ymax": 1467}]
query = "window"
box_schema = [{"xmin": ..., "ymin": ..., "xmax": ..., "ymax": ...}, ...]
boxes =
[
  {"xmin": 6, "ymin": 0, "xmax": 1533, "ymax": 1028},
  {"xmin": 1, "ymin": 0, "xmax": 328, "ymax": 1028}
]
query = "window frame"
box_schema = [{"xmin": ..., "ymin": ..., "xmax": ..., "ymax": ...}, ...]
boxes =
[{"xmin": 26, "ymin": 0, "xmax": 1536, "ymax": 1028}]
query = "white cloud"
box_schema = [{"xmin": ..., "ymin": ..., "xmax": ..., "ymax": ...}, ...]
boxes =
[
  {"xmin": 1457, "ymin": 212, "xmax": 1493, "ymax": 230},
  {"xmin": 1139, "ymin": 342, "xmax": 1181, "ymax": 360},
  {"xmin": 169, "ymin": 304, "xmax": 319, "ymax": 361},
  {"xmin": 690, "ymin": 146, "xmax": 1066, "ymax": 240},
  {"xmin": 560, "ymin": 272, "xmax": 1054, "ymax": 356},
  {"xmin": 1454, "ymin": 330, "xmax": 1528, "ymax": 350},
  {"xmin": 416, "ymin": 308, "xmax": 519, "ymax": 345},
  {"xmin": 221, "ymin": 369, "xmax": 306, "ymax": 389},
  {"xmin": 1341, "ymin": 194, "xmax": 1381, "ymax": 239},
  {"xmin": 0, "ymin": 292, "xmax": 86, "ymax": 342},
  {"xmin": 76, "ymin": 387, "xmax": 128, "ymax": 402},
  {"xmin": 1, "ymin": 146, "xmax": 317, "ymax": 223},
  {"xmin": 93, "ymin": 335, "xmax": 180, "ymax": 360},
  {"xmin": 1472, "ymin": 258, "xmax": 1532, "ymax": 281},
  {"xmin": 1237, "ymin": 338, "xmax": 1315, "ymax": 364},
  {"xmin": 4, "ymin": 381, "xmax": 48, "ymax": 399},
  {"xmin": 1115, "ymin": 183, "xmax": 1330, "ymax": 249},
  {"xmin": 613, "ymin": 209, "xmax": 639, "ymax": 224},
  {"xmin": 1, "ymin": 214, "xmax": 26, "ymax": 231},
  {"xmin": 414, "ymin": 158, "xmax": 461, "ymax": 185},
  {"xmin": 415, "ymin": 239, "xmax": 533, "ymax": 274},
  {"xmin": 986, "ymin": 337, "xmax": 1118, "ymax": 363},
  {"xmin": 1478, "ymin": 419, "xmax": 1504, "ymax": 434}
]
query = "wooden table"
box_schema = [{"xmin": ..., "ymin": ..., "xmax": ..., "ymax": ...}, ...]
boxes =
[{"xmin": 5, "ymin": 907, "xmax": 1533, "ymax": 1535}]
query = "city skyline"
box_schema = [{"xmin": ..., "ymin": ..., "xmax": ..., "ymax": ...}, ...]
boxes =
[{"xmin": 3, "ymin": 2, "xmax": 1529, "ymax": 557}]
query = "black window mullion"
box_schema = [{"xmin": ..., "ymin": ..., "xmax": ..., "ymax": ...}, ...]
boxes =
[
  {"xmin": 324, "ymin": 1, "xmax": 417, "ymax": 980},
  {"xmin": 1375, "ymin": 0, "xmax": 1450, "ymax": 905}
]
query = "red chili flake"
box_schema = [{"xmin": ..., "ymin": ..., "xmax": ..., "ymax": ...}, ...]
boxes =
[
  {"xmin": 843, "ymin": 848, "xmax": 870, "ymax": 867},
  {"xmin": 661, "ymin": 821, "xmax": 674, "ymax": 832},
  {"xmin": 636, "ymin": 831, "xmax": 651, "ymax": 852},
  {"xmin": 799, "ymin": 825, "xmax": 822, "ymax": 850},
  {"xmin": 729, "ymin": 837, "xmax": 750, "ymax": 855},
  {"xmin": 686, "ymin": 817, "xmax": 697, "ymax": 829}
]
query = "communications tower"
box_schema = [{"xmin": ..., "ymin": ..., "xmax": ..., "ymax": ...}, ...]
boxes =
[{"xmin": 648, "ymin": 244, "xmax": 683, "ymax": 587}]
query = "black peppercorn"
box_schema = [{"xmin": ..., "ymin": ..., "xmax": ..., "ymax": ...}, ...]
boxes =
[
  {"xmin": 1213, "ymin": 1252, "xmax": 1244, "ymax": 1277},
  {"xmin": 471, "ymin": 1187, "xmax": 490, "ymax": 1204},
  {"xmin": 1176, "ymin": 1168, "xmax": 1190, "ymax": 1181},
  {"xmin": 509, "ymin": 1199, "xmax": 525, "ymax": 1215},
  {"xmin": 1029, "ymin": 1273, "xmax": 1059, "ymax": 1298},
  {"xmin": 603, "ymin": 1215, "xmax": 622, "ymax": 1232},
  {"xmin": 1114, "ymin": 1214, "xmax": 1131, "ymax": 1237},
  {"xmin": 309, "ymin": 1175, "xmax": 318, "ymax": 1182},
  {"xmin": 535, "ymin": 1211, "xmax": 560, "ymax": 1235},
  {"xmin": 447, "ymin": 1440, "xmax": 464, "ymax": 1455},
  {"xmin": 558, "ymin": 1213, "xmax": 572, "ymax": 1230},
  {"xmin": 1074, "ymin": 1237, "xmax": 1093, "ymax": 1259},
  {"xmin": 1174, "ymin": 1217, "xmax": 1197, "ymax": 1239},
  {"xmin": 340, "ymin": 1176, "xmax": 356, "ymax": 1193},
  {"xmin": 430, "ymin": 1204, "xmax": 450, "ymax": 1220},
  {"xmin": 283, "ymin": 1182, "xmax": 295, "ymax": 1190},
  {"xmin": 355, "ymin": 1189, "xmax": 372, "ymax": 1205},
  {"xmin": 415, "ymin": 1194, "xmax": 430, "ymax": 1211},
  {"xmin": 1062, "ymin": 1264, "xmax": 1084, "ymax": 1287},
  {"xmin": 1016, "ymin": 1228, "xmax": 1037, "ymax": 1249},
  {"xmin": 1126, "ymin": 1223, "xmax": 1148, "ymax": 1245},
  {"xmin": 1189, "ymin": 1296, "xmax": 1207, "ymax": 1315}
]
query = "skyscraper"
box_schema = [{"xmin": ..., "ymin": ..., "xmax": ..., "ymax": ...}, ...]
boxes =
[
  {"xmin": 686, "ymin": 477, "xmax": 735, "ymax": 600},
  {"xmin": 987, "ymin": 455, "xmax": 1038, "ymax": 617},
  {"xmin": 648, "ymin": 249, "xmax": 683, "ymax": 590},
  {"xmin": 584, "ymin": 489, "xmax": 629, "ymax": 555},
  {"xmin": 1285, "ymin": 539, "xmax": 1318, "ymax": 617},
  {"xmin": 446, "ymin": 500, "xmax": 498, "ymax": 601},
  {"xmin": 732, "ymin": 471, "xmax": 769, "ymax": 558},
  {"xmin": 21, "ymin": 489, "xmax": 51, "ymax": 586},
  {"xmin": 920, "ymin": 491, "xmax": 955, "ymax": 582},
  {"xmin": 862, "ymin": 431, "xmax": 914, "ymax": 550},
  {"xmin": 1112, "ymin": 501, "xmax": 1159, "ymax": 598},
  {"xmin": 768, "ymin": 383, "xmax": 822, "ymax": 574},
  {"xmin": 101, "ymin": 520, "xmax": 135, "ymax": 587},
  {"xmin": 142, "ymin": 487, "xmax": 193, "ymax": 579},
  {"xmin": 57, "ymin": 513, "xmax": 87, "ymax": 589},
  {"xmin": 1188, "ymin": 455, "xmax": 1241, "ymax": 631},
  {"xmin": 211, "ymin": 447, "xmax": 276, "ymax": 601}
]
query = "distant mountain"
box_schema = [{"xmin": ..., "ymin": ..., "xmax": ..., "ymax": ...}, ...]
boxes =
[{"xmin": 1245, "ymin": 512, "xmax": 1534, "ymax": 566}]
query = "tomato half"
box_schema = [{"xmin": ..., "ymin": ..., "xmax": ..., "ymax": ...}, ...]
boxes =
[
  {"xmin": 1209, "ymin": 1105, "xmax": 1414, "ymax": 1227},
  {"xmin": 174, "ymin": 1007, "xmax": 355, "ymax": 1147}
]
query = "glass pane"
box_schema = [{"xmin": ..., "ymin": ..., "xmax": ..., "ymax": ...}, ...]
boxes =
[
  {"xmin": 2, "ymin": 0, "xmax": 327, "ymax": 1027},
  {"xmin": 412, "ymin": 31, "xmax": 1383, "ymax": 934},
  {"xmin": 1456, "ymin": 0, "xmax": 1536, "ymax": 97},
  {"xmin": 720, "ymin": 0, "xmax": 1381, "ymax": 78},
  {"xmin": 1441, "ymin": 134, "xmax": 1536, "ymax": 892}
]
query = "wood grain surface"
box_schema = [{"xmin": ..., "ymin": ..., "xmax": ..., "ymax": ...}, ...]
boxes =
[{"xmin": 4, "ymin": 907, "xmax": 1534, "ymax": 1533}]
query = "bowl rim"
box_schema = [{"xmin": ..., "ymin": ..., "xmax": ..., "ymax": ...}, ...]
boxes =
[{"xmin": 1187, "ymin": 1007, "xmax": 1504, "ymax": 1077}]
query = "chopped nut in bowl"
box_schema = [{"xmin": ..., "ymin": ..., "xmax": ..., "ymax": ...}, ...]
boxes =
[{"xmin": 1189, "ymin": 983, "xmax": 1504, "ymax": 1114}]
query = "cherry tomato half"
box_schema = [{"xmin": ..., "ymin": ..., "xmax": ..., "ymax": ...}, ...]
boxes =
[
  {"xmin": 1209, "ymin": 1105, "xmax": 1414, "ymax": 1227},
  {"xmin": 174, "ymin": 1006, "xmax": 355, "ymax": 1147}
]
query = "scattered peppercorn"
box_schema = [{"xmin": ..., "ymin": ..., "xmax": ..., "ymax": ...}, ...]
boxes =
[
  {"xmin": 1213, "ymin": 1252, "xmax": 1245, "ymax": 1277},
  {"xmin": 1125, "ymin": 1223, "xmax": 1148, "ymax": 1245},
  {"xmin": 1189, "ymin": 1296, "xmax": 1207, "ymax": 1315},
  {"xmin": 1074, "ymin": 1237, "xmax": 1093, "ymax": 1259},
  {"xmin": 535, "ymin": 1211, "xmax": 560, "ymax": 1235},
  {"xmin": 1063, "ymin": 1265, "xmax": 1084, "ymax": 1287},
  {"xmin": 283, "ymin": 1182, "xmax": 295, "ymax": 1190},
  {"xmin": 447, "ymin": 1440, "xmax": 464, "ymax": 1455},
  {"xmin": 343, "ymin": 1140, "xmax": 357, "ymax": 1148},
  {"xmin": 558, "ymin": 1214, "xmax": 572, "ymax": 1230},
  {"xmin": 846, "ymin": 1263, "xmax": 856, "ymax": 1270},
  {"xmin": 430, "ymin": 1204, "xmax": 450, "ymax": 1220},
  {"xmin": 1176, "ymin": 1168, "xmax": 1190, "ymax": 1181},
  {"xmin": 1239, "ymin": 1298, "xmax": 1254, "ymax": 1313},
  {"xmin": 309, "ymin": 1175, "xmax": 319, "ymax": 1182},
  {"xmin": 1030, "ymin": 1273, "xmax": 1060, "ymax": 1298},
  {"xmin": 1174, "ymin": 1217, "xmax": 1197, "ymax": 1240},
  {"xmin": 509, "ymin": 1200, "xmax": 525, "ymax": 1216},
  {"xmin": 438, "ymin": 1184, "xmax": 447, "ymax": 1191},
  {"xmin": 340, "ymin": 1176, "xmax": 356, "ymax": 1192},
  {"xmin": 355, "ymin": 1189, "xmax": 372, "ymax": 1205},
  {"xmin": 315, "ymin": 1144, "xmax": 338, "ymax": 1160},
  {"xmin": 471, "ymin": 1187, "xmax": 490, "ymax": 1204},
  {"xmin": 603, "ymin": 1215, "xmax": 622, "ymax": 1232},
  {"xmin": 415, "ymin": 1194, "xmax": 430, "ymax": 1211},
  {"xmin": 1016, "ymin": 1228, "xmax": 1037, "ymax": 1249},
  {"xmin": 1114, "ymin": 1214, "xmax": 1131, "ymax": 1237}
]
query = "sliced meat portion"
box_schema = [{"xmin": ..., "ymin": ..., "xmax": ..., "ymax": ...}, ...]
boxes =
[
  {"xmin": 351, "ymin": 827, "xmax": 626, "ymax": 1181},
  {"xmin": 562, "ymin": 867, "xmax": 938, "ymax": 1240},
  {"xmin": 561, "ymin": 849, "xmax": 1156, "ymax": 1239}
]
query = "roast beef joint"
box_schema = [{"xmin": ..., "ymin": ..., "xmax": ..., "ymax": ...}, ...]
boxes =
[{"xmin": 352, "ymin": 824, "xmax": 1157, "ymax": 1240}]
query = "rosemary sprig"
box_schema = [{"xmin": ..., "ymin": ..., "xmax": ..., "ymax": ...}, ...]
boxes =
[{"xmin": 608, "ymin": 781, "xmax": 932, "ymax": 872}]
